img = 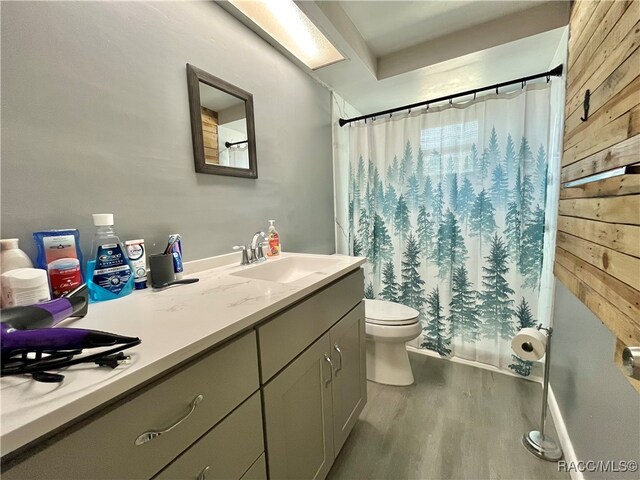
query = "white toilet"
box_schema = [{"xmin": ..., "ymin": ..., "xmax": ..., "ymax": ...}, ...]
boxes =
[{"xmin": 365, "ymin": 299, "xmax": 422, "ymax": 386}]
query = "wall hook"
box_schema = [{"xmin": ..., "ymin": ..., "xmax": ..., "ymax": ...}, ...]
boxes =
[{"xmin": 580, "ymin": 89, "xmax": 591, "ymax": 122}]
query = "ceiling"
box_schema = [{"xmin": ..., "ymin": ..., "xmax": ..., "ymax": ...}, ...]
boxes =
[
  {"xmin": 223, "ymin": 1, "xmax": 570, "ymax": 114},
  {"xmin": 199, "ymin": 83, "xmax": 244, "ymax": 111},
  {"xmin": 339, "ymin": 1, "xmax": 540, "ymax": 57},
  {"xmin": 318, "ymin": 26, "xmax": 567, "ymax": 114}
]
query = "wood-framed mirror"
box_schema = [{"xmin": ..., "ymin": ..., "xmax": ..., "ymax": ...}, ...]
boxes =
[{"xmin": 186, "ymin": 64, "xmax": 257, "ymax": 178}]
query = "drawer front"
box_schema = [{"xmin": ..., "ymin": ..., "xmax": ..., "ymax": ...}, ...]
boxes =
[
  {"xmin": 155, "ymin": 392, "xmax": 264, "ymax": 480},
  {"xmin": 4, "ymin": 331, "xmax": 259, "ymax": 480},
  {"xmin": 241, "ymin": 453, "xmax": 267, "ymax": 480},
  {"xmin": 259, "ymin": 269, "xmax": 364, "ymax": 381}
]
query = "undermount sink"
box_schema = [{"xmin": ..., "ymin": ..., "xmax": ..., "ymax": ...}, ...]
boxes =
[{"xmin": 230, "ymin": 256, "xmax": 340, "ymax": 284}]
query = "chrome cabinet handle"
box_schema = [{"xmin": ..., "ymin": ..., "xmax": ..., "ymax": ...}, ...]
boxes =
[
  {"xmin": 324, "ymin": 354, "xmax": 334, "ymax": 385},
  {"xmin": 135, "ymin": 394, "xmax": 204, "ymax": 446},
  {"xmin": 333, "ymin": 344, "xmax": 343, "ymax": 374},
  {"xmin": 197, "ymin": 465, "xmax": 210, "ymax": 480}
]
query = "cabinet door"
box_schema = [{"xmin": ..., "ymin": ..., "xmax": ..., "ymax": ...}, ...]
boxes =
[
  {"xmin": 329, "ymin": 302, "xmax": 367, "ymax": 454},
  {"xmin": 264, "ymin": 333, "xmax": 334, "ymax": 480}
]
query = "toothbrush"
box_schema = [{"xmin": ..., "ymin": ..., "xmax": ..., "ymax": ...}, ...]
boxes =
[{"xmin": 163, "ymin": 234, "xmax": 181, "ymax": 255}]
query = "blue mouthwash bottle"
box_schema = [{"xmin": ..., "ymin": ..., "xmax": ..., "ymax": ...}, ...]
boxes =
[{"xmin": 87, "ymin": 214, "xmax": 134, "ymax": 303}]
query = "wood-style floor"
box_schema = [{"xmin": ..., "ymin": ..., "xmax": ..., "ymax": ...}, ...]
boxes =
[{"xmin": 328, "ymin": 352, "xmax": 569, "ymax": 480}]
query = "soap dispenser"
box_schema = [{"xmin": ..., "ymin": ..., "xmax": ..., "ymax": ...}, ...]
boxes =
[{"xmin": 267, "ymin": 220, "xmax": 281, "ymax": 257}]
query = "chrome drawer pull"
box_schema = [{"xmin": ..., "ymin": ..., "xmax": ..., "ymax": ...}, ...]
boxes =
[
  {"xmin": 324, "ymin": 354, "xmax": 334, "ymax": 385},
  {"xmin": 197, "ymin": 465, "xmax": 210, "ymax": 480},
  {"xmin": 333, "ymin": 344, "xmax": 343, "ymax": 374},
  {"xmin": 135, "ymin": 394, "xmax": 204, "ymax": 446}
]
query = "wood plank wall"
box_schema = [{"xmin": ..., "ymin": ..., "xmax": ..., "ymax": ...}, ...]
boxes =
[
  {"xmin": 556, "ymin": 0, "xmax": 640, "ymax": 392},
  {"xmin": 201, "ymin": 106, "xmax": 220, "ymax": 165}
]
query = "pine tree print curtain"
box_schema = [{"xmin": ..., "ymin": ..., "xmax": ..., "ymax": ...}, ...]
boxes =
[{"xmin": 347, "ymin": 85, "xmax": 553, "ymax": 375}]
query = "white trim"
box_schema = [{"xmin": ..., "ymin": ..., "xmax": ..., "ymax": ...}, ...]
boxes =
[
  {"xmin": 330, "ymin": 92, "xmax": 340, "ymax": 253},
  {"xmin": 548, "ymin": 386, "xmax": 583, "ymax": 480},
  {"xmin": 406, "ymin": 345, "xmax": 543, "ymax": 383}
]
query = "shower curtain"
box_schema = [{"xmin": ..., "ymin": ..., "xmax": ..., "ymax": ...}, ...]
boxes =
[{"xmin": 344, "ymin": 84, "xmax": 555, "ymax": 375}]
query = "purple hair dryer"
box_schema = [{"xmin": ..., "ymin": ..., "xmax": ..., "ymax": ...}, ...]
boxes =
[
  {"xmin": 0, "ymin": 284, "xmax": 88, "ymax": 330},
  {"xmin": 1, "ymin": 323, "xmax": 139, "ymax": 356},
  {"xmin": 0, "ymin": 284, "xmax": 141, "ymax": 383}
]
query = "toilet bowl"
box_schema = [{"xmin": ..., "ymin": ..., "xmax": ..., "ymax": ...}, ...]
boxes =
[{"xmin": 365, "ymin": 299, "xmax": 421, "ymax": 386}]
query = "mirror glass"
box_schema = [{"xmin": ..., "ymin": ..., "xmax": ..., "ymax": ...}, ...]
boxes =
[
  {"xmin": 199, "ymin": 82, "xmax": 249, "ymax": 169},
  {"xmin": 186, "ymin": 64, "xmax": 257, "ymax": 178}
]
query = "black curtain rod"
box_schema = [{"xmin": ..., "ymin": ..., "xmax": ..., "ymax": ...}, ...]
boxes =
[
  {"xmin": 338, "ymin": 64, "xmax": 563, "ymax": 127},
  {"xmin": 225, "ymin": 140, "xmax": 248, "ymax": 148}
]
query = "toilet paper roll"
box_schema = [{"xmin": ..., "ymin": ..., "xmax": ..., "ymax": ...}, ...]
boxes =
[{"xmin": 511, "ymin": 328, "xmax": 547, "ymax": 361}]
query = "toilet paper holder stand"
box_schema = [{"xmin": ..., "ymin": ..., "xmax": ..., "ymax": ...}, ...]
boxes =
[{"xmin": 520, "ymin": 324, "xmax": 563, "ymax": 462}]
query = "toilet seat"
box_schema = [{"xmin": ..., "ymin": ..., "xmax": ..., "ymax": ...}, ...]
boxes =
[
  {"xmin": 365, "ymin": 321, "xmax": 422, "ymax": 341},
  {"xmin": 365, "ymin": 299, "xmax": 419, "ymax": 326}
]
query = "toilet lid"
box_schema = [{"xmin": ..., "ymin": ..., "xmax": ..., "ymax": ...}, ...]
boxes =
[{"xmin": 365, "ymin": 299, "xmax": 420, "ymax": 326}]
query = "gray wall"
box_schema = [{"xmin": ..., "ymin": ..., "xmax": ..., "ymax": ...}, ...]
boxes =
[
  {"xmin": 551, "ymin": 282, "xmax": 640, "ymax": 479},
  {"xmin": 1, "ymin": 1, "xmax": 335, "ymax": 262}
]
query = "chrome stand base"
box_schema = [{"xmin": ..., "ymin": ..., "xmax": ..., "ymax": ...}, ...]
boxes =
[{"xmin": 522, "ymin": 431, "xmax": 563, "ymax": 462}]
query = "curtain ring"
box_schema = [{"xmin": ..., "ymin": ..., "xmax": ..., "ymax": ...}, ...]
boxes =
[
  {"xmin": 495, "ymin": 86, "xmax": 499, "ymax": 94},
  {"xmin": 426, "ymin": 103, "xmax": 430, "ymax": 111},
  {"xmin": 408, "ymin": 108, "xmax": 411, "ymax": 114},
  {"xmin": 389, "ymin": 113, "xmax": 392, "ymax": 118},
  {"xmin": 449, "ymin": 98, "xmax": 453, "ymax": 105},
  {"xmin": 473, "ymin": 92, "xmax": 477, "ymax": 100},
  {"xmin": 546, "ymin": 74, "xmax": 550, "ymax": 83}
]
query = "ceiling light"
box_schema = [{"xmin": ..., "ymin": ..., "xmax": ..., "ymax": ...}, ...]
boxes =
[{"xmin": 227, "ymin": 0, "xmax": 345, "ymax": 70}]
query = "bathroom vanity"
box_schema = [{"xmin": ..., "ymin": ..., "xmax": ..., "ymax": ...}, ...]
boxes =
[{"xmin": 0, "ymin": 253, "xmax": 366, "ymax": 480}]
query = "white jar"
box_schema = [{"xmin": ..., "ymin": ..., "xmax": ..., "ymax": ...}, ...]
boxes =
[
  {"xmin": 1, "ymin": 238, "xmax": 33, "ymax": 272},
  {"xmin": 1, "ymin": 268, "xmax": 51, "ymax": 307}
]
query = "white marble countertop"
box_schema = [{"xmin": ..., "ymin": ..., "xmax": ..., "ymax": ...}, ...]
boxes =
[{"xmin": 0, "ymin": 252, "xmax": 365, "ymax": 456}]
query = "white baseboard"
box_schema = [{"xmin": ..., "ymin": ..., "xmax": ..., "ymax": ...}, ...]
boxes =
[{"xmin": 548, "ymin": 386, "xmax": 583, "ymax": 480}]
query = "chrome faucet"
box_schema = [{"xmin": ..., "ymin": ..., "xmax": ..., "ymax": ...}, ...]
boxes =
[
  {"xmin": 232, "ymin": 245, "xmax": 251, "ymax": 266},
  {"xmin": 233, "ymin": 232, "xmax": 268, "ymax": 266},
  {"xmin": 250, "ymin": 232, "xmax": 268, "ymax": 263}
]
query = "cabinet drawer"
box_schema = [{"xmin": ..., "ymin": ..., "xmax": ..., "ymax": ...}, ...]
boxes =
[
  {"xmin": 4, "ymin": 331, "xmax": 259, "ymax": 480},
  {"xmin": 259, "ymin": 269, "xmax": 363, "ymax": 381},
  {"xmin": 155, "ymin": 391, "xmax": 264, "ymax": 480}
]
